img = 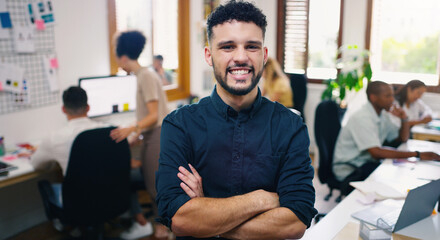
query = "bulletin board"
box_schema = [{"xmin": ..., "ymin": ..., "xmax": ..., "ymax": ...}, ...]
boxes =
[{"xmin": 0, "ymin": 0, "xmax": 59, "ymax": 115}]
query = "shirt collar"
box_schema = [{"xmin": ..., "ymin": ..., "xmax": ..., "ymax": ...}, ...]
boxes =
[
  {"xmin": 210, "ymin": 85, "xmax": 263, "ymax": 120},
  {"xmin": 67, "ymin": 117, "xmax": 90, "ymax": 125}
]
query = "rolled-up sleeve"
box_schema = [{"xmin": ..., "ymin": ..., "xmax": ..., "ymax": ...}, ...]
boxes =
[
  {"xmin": 277, "ymin": 118, "xmax": 317, "ymax": 228},
  {"xmin": 155, "ymin": 111, "xmax": 192, "ymax": 228}
]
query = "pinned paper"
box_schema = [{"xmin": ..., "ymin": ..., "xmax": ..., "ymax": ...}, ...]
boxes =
[
  {"xmin": 35, "ymin": 19, "xmax": 45, "ymax": 30},
  {"xmin": 0, "ymin": 63, "xmax": 25, "ymax": 93},
  {"xmin": 50, "ymin": 57, "xmax": 59, "ymax": 68},
  {"xmin": 13, "ymin": 26, "xmax": 35, "ymax": 53},
  {"xmin": 0, "ymin": 12, "xmax": 12, "ymax": 28},
  {"xmin": 41, "ymin": 55, "xmax": 59, "ymax": 92}
]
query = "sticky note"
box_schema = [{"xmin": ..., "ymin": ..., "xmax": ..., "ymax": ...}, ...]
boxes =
[
  {"xmin": 123, "ymin": 103, "xmax": 129, "ymax": 111},
  {"xmin": 50, "ymin": 58, "xmax": 59, "ymax": 68},
  {"xmin": 35, "ymin": 19, "xmax": 45, "ymax": 30},
  {"xmin": 0, "ymin": 12, "xmax": 12, "ymax": 28}
]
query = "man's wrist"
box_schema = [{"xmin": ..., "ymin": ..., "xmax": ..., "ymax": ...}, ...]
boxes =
[
  {"xmin": 414, "ymin": 151, "xmax": 420, "ymax": 159},
  {"xmin": 401, "ymin": 117, "xmax": 409, "ymax": 122},
  {"xmin": 133, "ymin": 123, "xmax": 141, "ymax": 133}
]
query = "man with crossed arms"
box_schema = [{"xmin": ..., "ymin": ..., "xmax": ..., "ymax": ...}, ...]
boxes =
[{"xmin": 155, "ymin": 1, "xmax": 317, "ymax": 239}]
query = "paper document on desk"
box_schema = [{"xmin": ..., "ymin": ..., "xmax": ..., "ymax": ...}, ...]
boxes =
[{"xmin": 350, "ymin": 181, "xmax": 406, "ymax": 200}]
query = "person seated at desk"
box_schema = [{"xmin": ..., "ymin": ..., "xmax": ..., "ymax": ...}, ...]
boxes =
[
  {"xmin": 29, "ymin": 86, "xmax": 153, "ymax": 239},
  {"xmin": 152, "ymin": 54, "xmax": 173, "ymax": 86},
  {"xmin": 333, "ymin": 81, "xmax": 440, "ymax": 188},
  {"xmin": 394, "ymin": 79, "xmax": 433, "ymax": 127}
]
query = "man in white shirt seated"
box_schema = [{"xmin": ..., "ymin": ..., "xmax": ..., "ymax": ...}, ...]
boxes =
[
  {"xmin": 333, "ymin": 81, "xmax": 440, "ymax": 193},
  {"xmin": 30, "ymin": 86, "xmax": 153, "ymax": 239}
]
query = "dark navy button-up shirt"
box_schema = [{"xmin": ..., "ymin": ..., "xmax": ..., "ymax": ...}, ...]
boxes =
[{"xmin": 156, "ymin": 87, "xmax": 317, "ymax": 239}]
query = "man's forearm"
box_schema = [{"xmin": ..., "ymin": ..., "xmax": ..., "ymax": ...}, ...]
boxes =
[
  {"xmin": 171, "ymin": 190, "xmax": 279, "ymax": 238},
  {"xmin": 221, "ymin": 207, "xmax": 306, "ymax": 240},
  {"xmin": 399, "ymin": 119, "xmax": 410, "ymax": 142}
]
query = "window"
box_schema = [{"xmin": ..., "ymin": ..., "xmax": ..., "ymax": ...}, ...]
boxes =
[
  {"xmin": 368, "ymin": 0, "xmax": 440, "ymax": 89},
  {"xmin": 277, "ymin": 0, "xmax": 342, "ymax": 81},
  {"xmin": 107, "ymin": 0, "xmax": 190, "ymax": 101}
]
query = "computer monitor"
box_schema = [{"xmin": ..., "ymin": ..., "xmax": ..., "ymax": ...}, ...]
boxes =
[{"xmin": 79, "ymin": 75, "xmax": 137, "ymax": 118}]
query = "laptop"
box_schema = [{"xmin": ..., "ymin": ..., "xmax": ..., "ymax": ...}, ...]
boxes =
[
  {"xmin": 351, "ymin": 179, "xmax": 440, "ymax": 232},
  {"xmin": 0, "ymin": 160, "xmax": 18, "ymax": 174}
]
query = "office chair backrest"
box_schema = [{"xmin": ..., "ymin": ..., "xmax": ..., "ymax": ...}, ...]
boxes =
[
  {"xmin": 314, "ymin": 100, "xmax": 344, "ymax": 184},
  {"xmin": 289, "ymin": 73, "xmax": 308, "ymax": 120},
  {"xmin": 62, "ymin": 127, "xmax": 131, "ymax": 226}
]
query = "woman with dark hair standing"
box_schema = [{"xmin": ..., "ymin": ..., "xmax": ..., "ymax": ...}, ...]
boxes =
[{"xmin": 395, "ymin": 80, "xmax": 433, "ymax": 127}]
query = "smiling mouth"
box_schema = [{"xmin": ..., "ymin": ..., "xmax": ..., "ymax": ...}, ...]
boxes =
[{"xmin": 229, "ymin": 69, "xmax": 251, "ymax": 75}]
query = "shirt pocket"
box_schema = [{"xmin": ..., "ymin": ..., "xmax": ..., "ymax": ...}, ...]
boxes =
[{"xmin": 249, "ymin": 154, "xmax": 282, "ymax": 192}]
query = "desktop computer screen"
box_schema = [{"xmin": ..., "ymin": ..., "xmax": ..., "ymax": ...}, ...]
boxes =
[{"xmin": 79, "ymin": 75, "xmax": 137, "ymax": 118}]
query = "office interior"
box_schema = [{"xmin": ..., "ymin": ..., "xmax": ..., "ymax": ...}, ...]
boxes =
[{"xmin": 1, "ymin": 0, "xmax": 440, "ymax": 239}]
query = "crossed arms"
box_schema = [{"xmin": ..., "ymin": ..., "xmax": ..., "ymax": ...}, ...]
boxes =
[{"xmin": 171, "ymin": 165, "xmax": 306, "ymax": 240}]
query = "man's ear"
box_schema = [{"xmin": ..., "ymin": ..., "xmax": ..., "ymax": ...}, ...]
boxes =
[
  {"xmin": 62, "ymin": 106, "xmax": 67, "ymax": 114},
  {"xmin": 86, "ymin": 104, "xmax": 90, "ymax": 113},
  {"xmin": 204, "ymin": 47, "xmax": 213, "ymax": 66},
  {"xmin": 369, "ymin": 94, "xmax": 377, "ymax": 103},
  {"xmin": 263, "ymin": 46, "xmax": 268, "ymax": 65}
]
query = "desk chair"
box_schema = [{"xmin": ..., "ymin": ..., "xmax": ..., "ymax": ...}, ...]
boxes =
[
  {"xmin": 288, "ymin": 73, "xmax": 308, "ymax": 122},
  {"xmin": 38, "ymin": 127, "xmax": 131, "ymax": 239},
  {"xmin": 314, "ymin": 101, "xmax": 360, "ymax": 203}
]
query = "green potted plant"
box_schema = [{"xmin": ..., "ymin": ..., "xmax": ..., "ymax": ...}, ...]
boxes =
[{"xmin": 321, "ymin": 45, "xmax": 372, "ymax": 107}]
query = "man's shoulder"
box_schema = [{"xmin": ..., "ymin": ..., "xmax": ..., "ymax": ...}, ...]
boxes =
[
  {"xmin": 138, "ymin": 67, "xmax": 161, "ymax": 82},
  {"xmin": 165, "ymin": 96, "xmax": 211, "ymax": 121}
]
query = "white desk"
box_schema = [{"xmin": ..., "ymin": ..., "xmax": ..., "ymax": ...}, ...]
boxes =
[
  {"xmin": 411, "ymin": 120, "xmax": 440, "ymax": 142},
  {"xmin": 303, "ymin": 140, "xmax": 440, "ymax": 240},
  {"xmin": 0, "ymin": 157, "xmax": 61, "ymax": 239},
  {"xmin": 0, "ymin": 157, "xmax": 34, "ymax": 182}
]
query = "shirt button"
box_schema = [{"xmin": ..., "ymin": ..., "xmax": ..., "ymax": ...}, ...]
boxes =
[{"xmin": 234, "ymin": 155, "xmax": 239, "ymax": 160}]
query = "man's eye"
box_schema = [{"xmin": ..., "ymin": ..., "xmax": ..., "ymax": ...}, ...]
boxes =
[
  {"xmin": 221, "ymin": 45, "xmax": 234, "ymax": 50},
  {"xmin": 247, "ymin": 45, "xmax": 260, "ymax": 50}
]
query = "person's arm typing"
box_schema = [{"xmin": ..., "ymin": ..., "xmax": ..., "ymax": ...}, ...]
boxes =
[{"xmin": 368, "ymin": 147, "xmax": 440, "ymax": 160}]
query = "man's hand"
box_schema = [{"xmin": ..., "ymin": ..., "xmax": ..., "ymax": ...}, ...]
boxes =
[
  {"xmin": 420, "ymin": 152, "xmax": 440, "ymax": 161},
  {"xmin": 420, "ymin": 116, "xmax": 433, "ymax": 124},
  {"xmin": 390, "ymin": 104, "xmax": 408, "ymax": 120},
  {"xmin": 178, "ymin": 164, "xmax": 204, "ymax": 198},
  {"xmin": 131, "ymin": 159, "xmax": 142, "ymax": 169},
  {"xmin": 110, "ymin": 126, "xmax": 134, "ymax": 143}
]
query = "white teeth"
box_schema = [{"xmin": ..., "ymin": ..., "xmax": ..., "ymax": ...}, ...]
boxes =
[{"xmin": 230, "ymin": 70, "xmax": 249, "ymax": 75}]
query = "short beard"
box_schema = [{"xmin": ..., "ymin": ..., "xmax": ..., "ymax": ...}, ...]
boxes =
[{"xmin": 213, "ymin": 61, "xmax": 263, "ymax": 96}]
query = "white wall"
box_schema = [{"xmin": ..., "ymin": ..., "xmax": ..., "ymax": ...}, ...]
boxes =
[
  {"xmin": 1, "ymin": 0, "xmax": 439, "ymax": 149},
  {"xmin": 0, "ymin": 0, "xmax": 110, "ymax": 145}
]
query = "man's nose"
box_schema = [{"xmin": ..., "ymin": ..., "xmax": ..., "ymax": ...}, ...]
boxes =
[{"xmin": 233, "ymin": 47, "xmax": 249, "ymax": 63}]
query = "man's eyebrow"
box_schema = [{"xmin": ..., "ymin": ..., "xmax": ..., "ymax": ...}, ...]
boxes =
[
  {"xmin": 216, "ymin": 40, "xmax": 263, "ymax": 47},
  {"xmin": 217, "ymin": 40, "xmax": 235, "ymax": 46},
  {"xmin": 247, "ymin": 40, "xmax": 263, "ymax": 46}
]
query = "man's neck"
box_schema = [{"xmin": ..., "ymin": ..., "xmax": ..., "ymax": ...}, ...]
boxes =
[
  {"xmin": 216, "ymin": 86, "xmax": 258, "ymax": 112},
  {"xmin": 126, "ymin": 61, "xmax": 142, "ymax": 74},
  {"xmin": 66, "ymin": 115, "xmax": 88, "ymax": 121},
  {"xmin": 370, "ymin": 102, "xmax": 383, "ymax": 116}
]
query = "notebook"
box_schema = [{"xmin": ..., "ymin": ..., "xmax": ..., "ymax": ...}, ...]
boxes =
[{"xmin": 351, "ymin": 179, "xmax": 440, "ymax": 232}]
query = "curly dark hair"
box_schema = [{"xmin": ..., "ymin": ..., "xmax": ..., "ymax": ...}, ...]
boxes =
[
  {"xmin": 115, "ymin": 31, "xmax": 146, "ymax": 60},
  {"xmin": 206, "ymin": 0, "xmax": 267, "ymax": 42},
  {"xmin": 63, "ymin": 86, "xmax": 88, "ymax": 115}
]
